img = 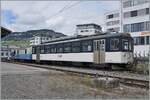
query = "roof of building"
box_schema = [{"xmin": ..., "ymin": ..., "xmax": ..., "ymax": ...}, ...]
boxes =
[
  {"xmin": 1, "ymin": 26, "xmax": 12, "ymax": 38},
  {"xmin": 76, "ymin": 23, "xmax": 101, "ymax": 28},
  {"xmin": 104, "ymin": 10, "xmax": 119, "ymax": 15}
]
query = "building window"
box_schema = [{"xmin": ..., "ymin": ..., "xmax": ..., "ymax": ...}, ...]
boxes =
[
  {"xmin": 140, "ymin": 37, "xmax": 145, "ymax": 45},
  {"xmin": 146, "ymin": 36, "xmax": 150, "ymax": 45},
  {"xmin": 110, "ymin": 38, "xmax": 119, "ymax": 50},
  {"xmin": 114, "ymin": 13, "xmax": 119, "ymax": 18},
  {"xmin": 138, "ymin": 9, "xmax": 146, "ymax": 16},
  {"xmin": 106, "ymin": 20, "xmax": 120, "ymax": 26},
  {"xmin": 124, "ymin": 12, "xmax": 130, "ymax": 18},
  {"xmin": 6, "ymin": 52, "xmax": 8, "ymax": 56},
  {"xmin": 123, "ymin": 0, "xmax": 149, "ymax": 8},
  {"xmin": 108, "ymin": 14, "xmax": 113, "ymax": 19},
  {"xmin": 123, "ymin": 0, "xmax": 132, "ymax": 8},
  {"xmin": 1, "ymin": 52, "xmax": 4, "ymax": 56},
  {"xmin": 124, "ymin": 22, "xmax": 148, "ymax": 32},
  {"xmin": 134, "ymin": 36, "xmax": 149, "ymax": 45},
  {"xmin": 25, "ymin": 49, "xmax": 27, "ymax": 54},
  {"xmin": 17, "ymin": 50, "xmax": 19, "ymax": 54},
  {"xmin": 145, "ymin": 21, "xmax": 150, "ymax": 31},
  {"xmin": 107, "ymin": 27, "xmax": 120, "ymax": 32},
  {"xmin": 131, "ymin": 10, "xmax": 137, "ymax": 17},
  {"xmin": 131, "ymin": 23, "xmax": 137, "ymax": 32},
  {"xmin": 124, "ymin": 8, "xmax": 149, "ymax": 18},
  {"xmin": 146, "ymin": 8, "xmax": 149, "ymax": 14},
  {"xmin": 133, "ymin": 0, "xmax": 139, "ymax": 6},
  {"xmin": 123, "ymin": 24, "xmax": 131, "ymax": 32},
  {"xmin": 80, "ymin": 30, "xmax": 84, "ymax": 32}
]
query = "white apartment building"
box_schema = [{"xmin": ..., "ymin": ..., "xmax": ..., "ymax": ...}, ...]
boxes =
[
  {"xmin": 105, "ymin": 0, "xmax": 150, "ymax": 57},
  {"xmin": 30, "ymin": 36, "xmax": 52, "ymax": 45},
  {"xmin": 76, "ymin": 23, "xmax": 102, "ymax": 36},
  {"xmin": 105, "ymin": 10, "xmax": 121, "ymax": 32}
]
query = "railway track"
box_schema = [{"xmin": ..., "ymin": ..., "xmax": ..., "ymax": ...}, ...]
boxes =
[{"xmin": 6, "ymin": 61, "xmax": 149, "ymax": 89}]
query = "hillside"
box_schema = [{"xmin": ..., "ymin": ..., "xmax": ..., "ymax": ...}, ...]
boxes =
[{"xmin": 2, "ymin": 29, "xmax": 66, "ymax": 41}]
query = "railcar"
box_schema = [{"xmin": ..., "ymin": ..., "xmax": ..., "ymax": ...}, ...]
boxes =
[
  {"xmin": 14, "ymin": 47, "xmax": 32, "ymax": 62},
  {"xmin": 32, "ymin": 33, "xmax": 134, "ymax": 67}
]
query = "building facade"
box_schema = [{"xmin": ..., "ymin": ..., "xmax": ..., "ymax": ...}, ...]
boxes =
[
  {"xmin": 30, "ymin": 36, "xmax": 52, "ymax": 45},
  {"xmin": 1, "ymin": 45, "xmax": 10, "ymax": 61},
  {"xmin": 105, "ymin": 10, "xmax": 121, "ymax": 32},
  {"xmin": 76, "ymin": 23, "xmax": 102, "ymax": 36},
  {"xmin": 105, "ymin": 0, "xmax": 150, "ymax": 57},
  {"xmin": 1, "ymin": 45, "xmax": 20, "ymax": 61}
]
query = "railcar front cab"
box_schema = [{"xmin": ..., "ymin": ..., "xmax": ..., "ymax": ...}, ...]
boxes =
[{"xmin": 105, "ymin": 35, "xmax": 134, "ymax": 65}]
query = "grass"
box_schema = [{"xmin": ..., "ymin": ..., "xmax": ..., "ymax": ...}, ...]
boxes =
[
  {"xmin": 131, "ymin": 61, "xmax": 149, "ymax": 75},
  {"xmin": 1, "ymin": 40, "xmax": 30, "ymax": 48},
  {"xmin": 135, "ymin": 63, "xmax": 149, "ymax": 75}
]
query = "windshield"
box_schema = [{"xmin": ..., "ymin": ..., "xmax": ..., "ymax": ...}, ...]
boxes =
[{"xmin": 122, "ymin": 39, "xmax": 132, "ymax": 51}]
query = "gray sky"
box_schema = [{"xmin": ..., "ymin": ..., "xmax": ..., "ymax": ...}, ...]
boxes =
[{"xmin": 1, "ymin": 1, "xmax": 120, "ymax": 36}]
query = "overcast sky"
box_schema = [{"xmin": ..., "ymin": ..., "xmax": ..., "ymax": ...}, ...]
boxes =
[{"xmin": 1, "ymin": 1, "xmax": 120, "ymax": 36}]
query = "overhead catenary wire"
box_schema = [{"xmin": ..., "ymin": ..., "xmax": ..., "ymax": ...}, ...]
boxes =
[{"xmin": 48, "ymin": 1, "xmax": 82, "ymax": 19}]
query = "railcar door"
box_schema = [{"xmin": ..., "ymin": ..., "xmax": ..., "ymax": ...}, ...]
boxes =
[
  {"xmin": 36, "ymin": 46, "xmax": 40, "ymax": 63},
  {"xmin": 93, "ymin": 39, "xmax": 105, "ymax": 64}
]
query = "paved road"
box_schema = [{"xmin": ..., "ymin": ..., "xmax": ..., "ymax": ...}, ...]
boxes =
[{"xmin": 1, "ymin": 62, "xmax": 49, "ymax": 75}]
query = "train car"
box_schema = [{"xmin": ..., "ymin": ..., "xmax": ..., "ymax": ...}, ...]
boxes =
[
  {"xmin": 14, "ymin": 47, "xmax": 32, "ymax": 62},
  {"xmin": 32, "ymin": 33, "xmax": 134, "ymax": 67}
]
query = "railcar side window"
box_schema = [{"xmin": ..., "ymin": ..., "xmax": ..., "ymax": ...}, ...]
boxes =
[
  {"xmin": 57, "ymin": 44, "xmax": 63, "ymax": 53},
  {"xmin": 51, "ymin": 46, "xmax": 56, "ymax": 53},
  {"xmin": 40, "ymin": 46, "xmax": 45, "ymax": 54},
  {"xmin": 81, "ymin": 40, "xmax": 92, "ymax": 52},
  {"xmin": 45, "ymin": 45, "xmax": 49, "ymax": 53},
  {"xmin": 64, "ymin": 43, "xmax": 71, "ymax": 53},
  {"xmin": 110, "ymin": 38, "xmax": 119, "ymax": 50},
  {"xmin": 72, "ymin": 42, "xmax": 80, "ymax": 53}
]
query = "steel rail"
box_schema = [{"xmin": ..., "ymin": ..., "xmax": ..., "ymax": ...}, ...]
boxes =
[{"xmin": 7, "ymin": 61, "xmax": 149, "ymax": 88}]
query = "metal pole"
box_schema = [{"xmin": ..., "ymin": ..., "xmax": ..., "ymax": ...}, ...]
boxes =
[
  {"xmin": 148, "ymin": 0, "xmax": 150, "ymax": 69},
  {"xmin": 120, "ymin": 0, "xmax": 123, "ymax": 32}
]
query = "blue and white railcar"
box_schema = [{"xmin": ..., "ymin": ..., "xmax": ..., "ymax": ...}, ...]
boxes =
[
  {"xmin": 32, "ymin": 33, "xmax": 134, "ymax": 66},
  {"xmin": 14, "ymin": 47, "xmax": 32, "ymax": 61}
]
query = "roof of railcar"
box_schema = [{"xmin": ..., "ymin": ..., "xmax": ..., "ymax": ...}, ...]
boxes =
[{"xmin": 38, "ymin": 32, "xmax": 131, "ymax": 46}]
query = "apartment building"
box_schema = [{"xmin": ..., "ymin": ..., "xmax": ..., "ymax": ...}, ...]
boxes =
[
  {"xmin": 76, "ymin": 23, "xmax": 102, "ymax": 36},
  {"xmin": 105, "ymin": 0, "xmax": 150, "ymax": 57},
  {"xmin": 30, "ymin": 36, "xmax": 52, "ymax": 45}
]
